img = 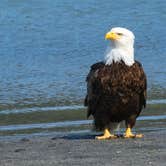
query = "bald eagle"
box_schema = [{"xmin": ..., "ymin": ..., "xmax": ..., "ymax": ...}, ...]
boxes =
[{"xmin": 84, "ymin": 27, "xmax": 147, "ymax": 139}]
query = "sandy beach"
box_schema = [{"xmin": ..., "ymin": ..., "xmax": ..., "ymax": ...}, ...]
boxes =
[{"xmin": 0, "ymin": 130, "xmax": 165, "ymax": 166}]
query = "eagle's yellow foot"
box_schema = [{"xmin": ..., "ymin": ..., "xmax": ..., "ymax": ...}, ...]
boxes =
[
  {"xmin": 124, "ymin": 127, "xmax": 143, "ymax": 138},
  {"xmin": 95, "ymin": 128, "xmax": 117, "ymax": 140},
  {"xmin": 124, "ymin": 134, "xmax": 143, "ymax": 138},
  {"xmin": 96, "ymin": 134, "xmax": 117, "ymax": 140}
]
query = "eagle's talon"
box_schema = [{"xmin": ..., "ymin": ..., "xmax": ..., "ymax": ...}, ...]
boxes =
[
  {"xmin": 124, "ymin": 134, "xmax": 135, "ymax": 138},
  {"xmin": 135, "ymin": 134, "xmax": 143, "ymax": 138},
  {"xmin": 124, "ymin": 134, "xmax": 143, "ymax": 138},
  {"xmin": 95, "ymin": 134, "xmax": 117, "ymax": 140}
]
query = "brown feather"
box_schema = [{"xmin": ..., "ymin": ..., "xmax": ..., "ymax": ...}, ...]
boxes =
[{"xmin": 84, "ymin": 60, "xmax": 147, "ymax": 130}]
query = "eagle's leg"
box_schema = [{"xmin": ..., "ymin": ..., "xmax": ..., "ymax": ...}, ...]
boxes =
[
  {"xmin": 96, "ymin": 128, "xmax": 117, "ymax": 140},
  {"xmin": 124, "ymin": 118, "xmax": 143, "ymax": 138}
]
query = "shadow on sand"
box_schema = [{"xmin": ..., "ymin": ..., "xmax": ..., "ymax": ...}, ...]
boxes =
[{"xmin": 51, "ymin": 133, "xmax": 130, "ymax": 140}]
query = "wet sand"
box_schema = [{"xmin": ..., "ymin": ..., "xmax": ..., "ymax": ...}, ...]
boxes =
[{"xmin": 0, "ymin": 131, "xmax": 166, "ymax": 166}]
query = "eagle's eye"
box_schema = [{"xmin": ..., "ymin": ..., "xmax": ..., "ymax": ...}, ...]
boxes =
[{"xmin": 117, "ymin": 33, "xmax": 123, "ymax": 36}]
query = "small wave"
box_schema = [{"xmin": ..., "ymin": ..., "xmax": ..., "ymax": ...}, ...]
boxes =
[
  {"xmin": 0, "ymin": 120, "xmax": 92, "ymax": 131},
  {"xmin": 0, "ymin": 99, "xmax": 165, "ymax": 115},
  {"xmin": 0, "ymin": 115, "xmax": 166, "ymax": 131},
  {"xmin": 147, "ymin": 99, "xmax": 166, "ymax": 104},
  {"xmin": 0, "ymin": 105, "xmax": 85, "ymax": 115}
]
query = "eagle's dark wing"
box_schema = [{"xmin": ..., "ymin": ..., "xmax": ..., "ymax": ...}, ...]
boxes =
[
  {"xmin": 84, "ymin": 62, "xmax": 105, "ymax": 118},
  {"xmin": 135, "ymin": 60, "xmax": 147, "ymax": 109}
]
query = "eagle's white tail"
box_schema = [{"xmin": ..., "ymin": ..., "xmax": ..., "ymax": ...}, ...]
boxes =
[{"xmin": 109, "ymin": 122, "xmax": 121, "ymax": 134}]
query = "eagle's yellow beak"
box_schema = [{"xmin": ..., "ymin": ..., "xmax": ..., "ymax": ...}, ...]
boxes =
[{"xmin": 105, "ymin": 32, "xmax": 120, "ymax": 40}]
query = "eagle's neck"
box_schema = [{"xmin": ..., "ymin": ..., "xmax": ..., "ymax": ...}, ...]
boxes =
[{"xmin": 104, "ymin": 46, "xmax": 134, "ymax": 66}]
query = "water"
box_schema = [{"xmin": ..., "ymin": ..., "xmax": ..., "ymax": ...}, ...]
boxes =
[{"xmin": 0, "ymin": 0, "xmax": 166, "ymax": 137}]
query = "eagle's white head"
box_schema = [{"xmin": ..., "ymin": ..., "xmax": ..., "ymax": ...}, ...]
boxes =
[{"xmin": 104, "ymin": 27, "xmax": 135, "ymax": 66}]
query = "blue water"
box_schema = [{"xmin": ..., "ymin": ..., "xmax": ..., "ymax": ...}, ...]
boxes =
[{"xmin": 0, "ymin": 0, "xmax": 166, "ymax": 136}]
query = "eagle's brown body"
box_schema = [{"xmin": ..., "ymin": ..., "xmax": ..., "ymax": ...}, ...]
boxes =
[{"xmin": 84, "ymin": 60, "xmax": 147, "ymax": 131}]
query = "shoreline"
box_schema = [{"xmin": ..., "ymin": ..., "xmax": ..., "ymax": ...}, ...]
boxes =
[{"xmin": 0, "ymin": 130, "xmax": 166, "ymax": 166}]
